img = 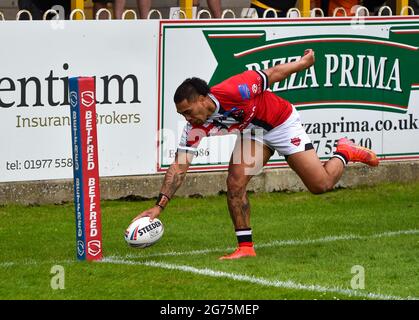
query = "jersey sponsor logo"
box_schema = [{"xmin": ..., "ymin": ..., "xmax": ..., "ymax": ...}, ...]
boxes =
[
  {"xmin": 252, "ymin": 83, "xmax": 258, "ymax": 94},
  {"xmin": 291, "ymin": 137, "xmax": 301, "ymax": 146},
  {"xmin": 238, "ymin": 84, "xmax": 251, "ymax": 100}
]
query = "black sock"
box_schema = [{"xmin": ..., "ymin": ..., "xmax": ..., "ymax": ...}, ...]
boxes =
[
  {"xmin": 332, "ymin": 152, "xmax": 348, "ymax": 166},
  {"xmin": 235, "ymin": 228, "xmax": 253, "ymax": 247}
]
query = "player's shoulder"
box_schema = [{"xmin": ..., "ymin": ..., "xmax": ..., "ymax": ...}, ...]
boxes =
[{"xmin": 221, "ymin": 70, "xmax": 268, "ymax": 89}]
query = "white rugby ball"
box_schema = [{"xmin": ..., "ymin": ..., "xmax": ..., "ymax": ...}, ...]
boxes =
[{"xmin": 124, "ymin": 217, "xmax": 164, "ymax": 248}]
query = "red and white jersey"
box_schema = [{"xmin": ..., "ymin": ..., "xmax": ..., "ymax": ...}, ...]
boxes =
[{"xmin": 178, "ymin": 70, "xmax": 293, "ymax": 153}]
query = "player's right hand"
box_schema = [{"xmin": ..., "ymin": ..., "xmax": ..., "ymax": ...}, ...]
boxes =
[
  {"xmin": 301, "ymin": 49, "xmax": 315, "ymax": 69},
  {"xmin": 132, "ymin": 206, "xmax": 162, "ymax": 223}
]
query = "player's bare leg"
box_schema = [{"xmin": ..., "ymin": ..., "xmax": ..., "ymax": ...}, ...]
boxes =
[
  {"xmin": 287, "ymin": 139, "xmax": 379, "ymax": 194},
  {"xmin": 226, "ymin": 138, "xmax": 272, "ymax": 228},
  {"xmin": 137, "ymin": 0, "xmax": 151, "ymax": 19},
  {"xmin": 286, "ymin": 149, "xmax": 344, "ymax": 194},
  {"xmin": 220, "ymin": 138, "xmax": 272, "ymax": 260},
  {"xmin": 114, "ymin": 0, "xmax": 126, "ymax": 19}
]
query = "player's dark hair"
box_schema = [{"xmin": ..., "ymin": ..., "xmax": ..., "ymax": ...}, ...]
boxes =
[{"xmin": 174, "ymin": 77, "xmax": 210, "ymax": 104}]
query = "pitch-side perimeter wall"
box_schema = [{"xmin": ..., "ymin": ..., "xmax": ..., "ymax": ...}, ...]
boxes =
[{"xmin": 0, "ymin": 17, "xmax": 418, "ymax": 203}]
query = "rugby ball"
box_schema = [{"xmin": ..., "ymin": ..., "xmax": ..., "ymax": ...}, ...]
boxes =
[{"xmin": 124, "ymin": 217, "xmax": 164, "ymax": 248}]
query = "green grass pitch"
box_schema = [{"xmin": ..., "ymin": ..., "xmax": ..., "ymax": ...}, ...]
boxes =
[{"xmin": 0, "ymin": 181, "xmax": 418, "ymax": 300}]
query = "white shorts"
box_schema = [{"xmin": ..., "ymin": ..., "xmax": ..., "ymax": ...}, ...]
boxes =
[{"xmin": 251, "ymin": 106, "xmax": 313, "ymax": 157}]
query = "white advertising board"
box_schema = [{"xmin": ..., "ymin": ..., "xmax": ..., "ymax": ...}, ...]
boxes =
[
  {"xmin": 0, "ymin": 20, "xmax": 159, "ymax": 182},
  {"xmin": 1, "ymin": 17, "xmax": 419, "ymax": 182}
]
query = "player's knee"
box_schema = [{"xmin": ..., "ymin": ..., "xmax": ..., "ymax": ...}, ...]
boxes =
[
  {"xmin": 226, "ymin": 174, "xmax": 246, "ymax": 196},
  {"xmin": 307, "ymin": 181, "xmax": 333, "ymax": 194}
]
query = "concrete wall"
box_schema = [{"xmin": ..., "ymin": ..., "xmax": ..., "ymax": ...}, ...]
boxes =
[{"xmin": 1, "ymin": 161, "xmax": 418, "ymax": 205}]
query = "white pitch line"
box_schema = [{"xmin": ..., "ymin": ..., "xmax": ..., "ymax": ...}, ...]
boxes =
[
  {"xmin": 0, "ymin": 259, "xmax": 75, "ymax": 268},
  {"xmin": 1, "ymin": 229, "xmax": 418, "ymax": 267},
  {"xmin": 0, "ymin": 262, "xmax": 16, "ymax": 267},
  {"xmin": 101, "ymin": 258, "xmax": 419, "ymax": 300},
  {"xmin": 109, "ymin": 229, "xmax": 419, "ymax": 260}
]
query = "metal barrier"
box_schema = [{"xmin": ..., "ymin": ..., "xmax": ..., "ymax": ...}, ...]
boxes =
[
  {"xmin": 401, "ymin": 6, "xmax": 415, "ymax": 15},
  {"xmin": 221, "ymin": 9, "xmax": 236, "ymax": 19},
  {"xmin": 171, "ymin": 9, "xmax": 187, "ymax": 19},
  {"xmin": 355, "ymin": 6, "xmax": 370, "ymax": 16},
  {"xmin": 197, "ymin": 9, "xmax": 212, "ymax": 19},
  {"xmin": 378, "ymin": 6, "xmax": 393, "ymax": 16},
  {"xmin": 95, "ymin": 8, "xmax": 112, "ymax": 20},
  {"xmin": 262, "ymin": 8, "xmax": 277, "ymax": 18},
  {"xmin": 122, "ymin": 9, "xmax": 137, "ymax": 20},
  {"xmin": 1, "ymin": 4, "xmax": 418, "ymax": 21},
  {"xmin": 332, "ymin": 7, "xmax": 347, "ymax": 16},
  {"xmin": 70, "ymin": 9, "xmax": 85, "ymax": 20},
  {"xmin": 147, "ymin": 9, "xmax": 162, "ymax": 19},
  {"xmin": 16, "ymin": 9, "xmax": 33, "ymax": 20},
  {"xmin": 42, "ymin": 9, "xmax": 59, "ymax": 20},
  {"xmin": 310, "ymin": 8, "xmax": 325, "ymax": 17},
  {"xmin": 287, "ymin": 8, "xmax": 301, "ymax": 18}
]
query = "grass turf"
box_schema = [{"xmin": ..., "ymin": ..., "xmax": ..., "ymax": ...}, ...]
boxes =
[{"xmin": 0, "ymin": 181, "xmax": 418, "ymax": 300}]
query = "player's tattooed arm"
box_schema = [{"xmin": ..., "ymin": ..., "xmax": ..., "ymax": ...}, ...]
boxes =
[
  {"xmin": 160, "ymin": 151, "xmax": 193, "ymax": 198},
  {"xmin": 134, "ymin": 151, "xmax": 194, "ymax": 220}
]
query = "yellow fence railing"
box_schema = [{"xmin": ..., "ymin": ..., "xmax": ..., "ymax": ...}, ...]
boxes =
[
  {"xmin": 298, "ymin": 0, "xmax": 310, "ymax": 17},
  {"xmin": 71, "ymin": 0, "xmax": 84, "ymax": 19},
  {"xmin": 68, "ymin": 0, "xmax": 413, "ymax": 19},
  {"xmin": 397, "ymin": 0, "xmax": 409, "ymax": 15},
  {"xmin": 180, "ymin": 0, "xmax": 193, "ymax": 19}
]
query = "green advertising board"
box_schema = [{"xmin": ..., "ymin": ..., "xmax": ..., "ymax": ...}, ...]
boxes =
[{"xmin": 159, "ymin": 17, "xmax": 419, "ymax": 171}]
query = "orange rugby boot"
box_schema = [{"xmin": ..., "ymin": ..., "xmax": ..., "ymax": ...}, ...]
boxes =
[
  {"xmin": 336, "ymin": 138, "xmax": 379, "ymax": 167},
  {"xmin": 219, "ymin": 246, "xmax": 256, "ymax": 260}
]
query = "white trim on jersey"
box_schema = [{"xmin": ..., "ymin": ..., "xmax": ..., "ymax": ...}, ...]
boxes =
[
  {"xmin": 256, "ymin": 70, "xmax": 268, "ymax": 91},
  {"xmin": 178, "ymin": 122, "xmax": 196, "ymax": 151},
  {"xmin": 208, "ymin": 93, "xmax": 220, "ymax": 114}
]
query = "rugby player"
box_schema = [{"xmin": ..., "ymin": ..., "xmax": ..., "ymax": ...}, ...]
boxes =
[{"xmin": 134, "ymin": 49, "xmax": 379, "ymax": 260}]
